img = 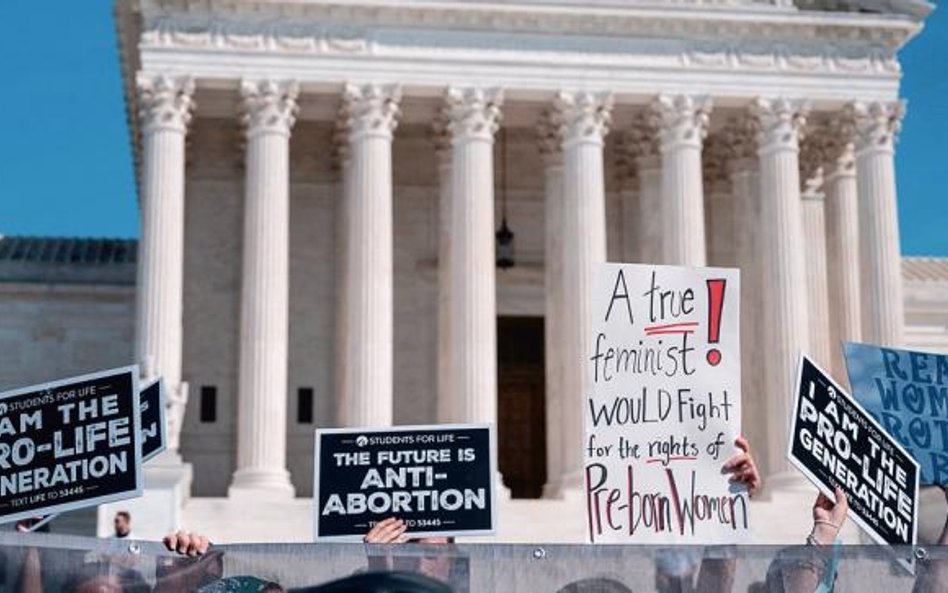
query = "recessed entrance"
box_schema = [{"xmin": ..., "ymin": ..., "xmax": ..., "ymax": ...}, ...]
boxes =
[{"xmin": 497, "ymin": 316, "xmax": 547, "ymax": 499}]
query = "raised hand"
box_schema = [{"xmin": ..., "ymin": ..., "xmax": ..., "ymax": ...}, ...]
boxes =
[
  {"xmin": 721, "ymin": 436, "xmax": 761, "ymax": 497},
  {"xmin": 163, "ymin": 530, "xmax": 211, "ymax": 556},
  {"xmin": 363, "ymin": 517, "xmax": 409, "ymax": 544},
  {"xmin": 810, "ymin": 488, "xmax": 848, "ymax": 545}
]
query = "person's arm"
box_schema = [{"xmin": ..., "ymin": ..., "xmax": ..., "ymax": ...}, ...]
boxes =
[
  {"xmin": 695, "ymin": 437, "xmax": 761, "ymax": 593},
  {"xmin": 695, "ymin": 553, "xmax": 736, "ymax": 593},
  {"xmin": 364, "ymin": 517, "xmax": 408, "ymax": 571},
  {"xmin": 15, "ymin": 547, "xmax": 42, "ymax": 593},
  {"xmin": 155, "ymin": 531, "xmax": 221, "ymax": 593},
  {"xmin": 766, "ymin": 489, "xmax": 848, "ymax": 593}
]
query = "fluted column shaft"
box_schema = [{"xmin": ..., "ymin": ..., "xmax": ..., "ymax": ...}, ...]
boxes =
[
  {"xmin": 728, "ymin": 146, "xmax": 766, "ymax": 475},
  {"xmin": 556, "ymin": 91, "xmax": 612, "ymax": 486},
  {"xmin": 434, "ymin": 117, "xmax": 454, "ymax": 423},
  {"xmin": 538, "ymin": 113, "xmax": 565, "ymax": 496},
  {"xmin": 801, "ymin": 181, "xmax": 832, "ymax": 368},
  {"xmin": 625, "ymin": 120, "xmax": 662, "ymax": 265},
  {"xmin": 135, "ymin": 75, "xmax": 193, "ymax": 454},
  {"xmin": 754, "ymin": 98, "xmax": 810, "ymax": 479},
  {"xmin": 703, "ymin": 137, "xmax": 734, "ymax": 267},
  {"xmin": 652, "ymin": 94, "xmax": 711, "ymax": 266},
  {"xmin": 823, "ymin": 141, "xmax": 862, "ymax": 377},
  {"xmin": 851, "ymin": 101, "xmax": 906, "ymax": 347},
  {"xmin": 637, "ymin": 155, "xmax": 663, "ymax": 265},
  {"xmin": 445, "ymin": 88, "xmax": 503, "ymax": 425},
  {"xmin": 230, "ymin": 80, "xmax": 298, "ymax": 497},
  {"xmin": 338, "ymin": 84, "xmax": 400, "ymax": 427},
  {"xmin": 619, "ymin": 178, "xmax": 639, "ymax": 263}
]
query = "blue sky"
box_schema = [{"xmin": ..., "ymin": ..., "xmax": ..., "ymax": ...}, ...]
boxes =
[{"xmin": 0, "ymin": 1, "xmax": 945, "ymax": 255}]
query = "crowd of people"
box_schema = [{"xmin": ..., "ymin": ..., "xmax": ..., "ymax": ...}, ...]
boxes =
[{"xmin": 4, "ymin": 437, "xmax": 948, "ymax": 592}]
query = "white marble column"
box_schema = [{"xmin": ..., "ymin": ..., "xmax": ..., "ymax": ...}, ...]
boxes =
[
  {"xmin": 799, "ymin": 143, "xmax": 832, "ymax": 369},
  {"xmin": 849, "ymin": 101, "xmax": 906, "ymax": 347},
  {"xmin": 337, "ymin": 84, "xmax": 400, "ymax": 428},
  {"xmin": 703, "ymin": 135, "xmax": 735, "ymax": 267},
  {"xmin": 444, "ymin": 88, "xmax": 503, "ymax": 425},
  {"xmin": 135, "ymin": 74, "xmax": 194, "ymax": 456},
  {"xmin": 651, "ymin": 94, "xmax": 711, "ymax": 266},
  {"xmin": 822, "ymin": 131, "xmax": 861, "ymax": 379},
  {"xmin": 555, "ymin": 91, "xmax": 612, "ymax": 488},
  {"xmin": 626, "ymin": 117, "xmax": 663, "ymax": 265},
  {"xmin": 230, "ymin": 79, "xmax": 298, "ymax": 497},
  {"xmin": 725, "ymin": 117, "xmax": 767, "ymax": 475},
  {"xmin": 752, "ymin": 97, "xmax": 810, "ymax": 480},
  {"xmin": 433, "ymin": 113, "xmax": 454, "ymax": 423},
  {"xmin": 616, "ymin": 142, "xmax": 640, "ymax": 264},
  {"xmin": 538, "ymin": 111, "xmax": 566, "ymax": 496}
]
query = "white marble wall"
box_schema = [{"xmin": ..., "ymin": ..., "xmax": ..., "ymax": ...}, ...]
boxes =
[{"xmin": 0, "ymin": 286, "xmax": 134, "ymax": 391}]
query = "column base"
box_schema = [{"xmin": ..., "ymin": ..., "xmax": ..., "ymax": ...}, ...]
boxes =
[
  {"xmin": 542, "ymin": 480, "xmax": 564, "ymax": 499},
  {"xmin": 494, "ymin": 472, "xmax": 511, "ymax": 501},
  {"xmin": 228, "ymin": 468, "xmax": 296, "ymax": 500},
  {"xmin": 542, "ymin": 470, "xmax": 586, "ymax": 501},
  {"xmin": 541, "ymin": 474, "xmax": 581, "ymax": 499}
]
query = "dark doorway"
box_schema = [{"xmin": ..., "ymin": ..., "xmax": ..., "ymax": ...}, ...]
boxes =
[{"xmin": 497, "ymin": 316, "xmax": 546, "ymax": 498}]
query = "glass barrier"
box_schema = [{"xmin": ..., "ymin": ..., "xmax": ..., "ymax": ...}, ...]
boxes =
[{"xmin": 0, "ymin": 532, "xmax": 946, "ymax": 593}]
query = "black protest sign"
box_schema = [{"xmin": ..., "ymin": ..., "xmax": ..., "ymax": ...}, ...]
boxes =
[
  {"xmin": 314, "ymin": 424, "xmax": 496, "ymax": 539},
  {"xmin": 0, "ymin": 366, "xmax": 142, "ymax": 524},
  {"xmin": 788, "ymin": 356, "xmax": 919, "ymax": 564},
  {"xmin": 139, "ymin": 378, "xmax": 166, "ymax": 462}
]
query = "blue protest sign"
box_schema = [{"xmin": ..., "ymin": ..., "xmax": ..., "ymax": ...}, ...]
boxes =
[{"xmin": 844, "ymin": 341, "xmax": 948, "ymax": 484}]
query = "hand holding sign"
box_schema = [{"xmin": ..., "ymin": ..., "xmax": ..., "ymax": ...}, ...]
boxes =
[
  {"xmin": 810, "ymin": 488, "xmax": 849, "ymax": 546},
  {"xmin": 722, "ymin": 436, "xmax": 761, "ymax": 496},
  {"xmin": 364, "ymin": 517, "xmax": 410, "ymax": 544}
]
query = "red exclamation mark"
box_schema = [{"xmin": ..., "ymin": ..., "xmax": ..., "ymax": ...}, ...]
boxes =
[{"xmin": 706, "ymin": 279, "xmax": 726, "ymax": 366}]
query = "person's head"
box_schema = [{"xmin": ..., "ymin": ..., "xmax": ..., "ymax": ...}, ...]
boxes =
[{"xmin": 114, "ymin": 511, "xmax": 131, "ymax": 537}]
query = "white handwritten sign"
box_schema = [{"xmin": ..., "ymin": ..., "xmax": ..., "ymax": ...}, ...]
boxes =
[{"xmin": 584, "ymin": 263, "xmax": 747, "ymax": 544}]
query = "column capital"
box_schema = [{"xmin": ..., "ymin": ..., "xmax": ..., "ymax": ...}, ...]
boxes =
[
  {"xmin": 445, "ymin": 87, "xmax": 504, "ymax": 144},
  {"xmin": 624, "ymin": 113, "xmax": 660, "ymax": 162},
  {"xmin": 536, "ymin": 110, "xmax": 563, "ymax": 166},
  {"xmin": 817, "ymin": 120, "xmax": 857, "ymax": 181},
  {"xmin": 342, "ymin": 83, "xmax": 402, "ymax": 140},
  {"xmin": 331, "ymin": 122, "xmax": 349, "ymax": 171},
  {"xmin": 702, "ymin": 134, "xmax": 731, "ymax": 193},
  {"xmin": 240, "ymin": 79, "xmax": 299, "ymax": 139},
  {"xmin": 431, "ymin": 109, "xmax": 452, "ymax": 167},
  {"xmin": 723, "ymin": 115, "xmax": 758, "ymax": 175},
  {"xmin": 826, "ymin": 139, "xmax": 856, "ymax": 181},
  {"xmin": 554, "ymin": 91, "xmax": 613, "ymax": 147},
  {"xmin": 844, "ymin": 100, "xmax": 905, "ymax": 155},
  {"xmin": 614, "ymin": 135, "xmax": 638, "ymax": 189},
  {"xmin": 650, "ymin": 94, "xmax": 711, "ymax": 151},
  {"xmin": 137, "ymin": 74, "xmax": 195, "ymax": 134},
  {"xmin": 751, "ymin": 97, "xmax": 810, "ymax": 155},
  {"xmin": 799, "ymin": 134, "xmax": 827, "ymax": 198}
]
